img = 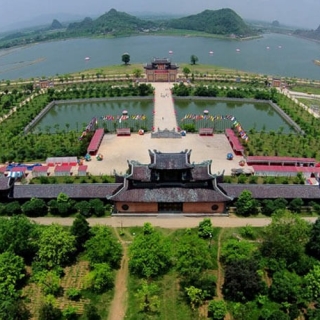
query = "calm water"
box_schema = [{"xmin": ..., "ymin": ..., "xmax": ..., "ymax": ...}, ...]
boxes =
[
  {"xmin": 34, "ymin": 99, "xmax": 292, "ymax": 134},
  {"xmin": 175, "ymin": 99, "xmax": 293, "ymax": 133},
  {"xmin": 1, "ymin": 33, "xmax": 320, "ymax": 80},
  {"xmin": 34, "ymin": 100, "xmax": 154, "ymax": 133}
]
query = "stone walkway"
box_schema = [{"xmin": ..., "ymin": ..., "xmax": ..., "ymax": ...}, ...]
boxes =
[{"xmin": 153, "ymin": 83, "xmax": 177, "ymax": 131}]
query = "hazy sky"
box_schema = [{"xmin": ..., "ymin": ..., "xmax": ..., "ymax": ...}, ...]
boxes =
[{"xmin": 1, "ymin": 0, "xmax": 319, "ymax": 30}]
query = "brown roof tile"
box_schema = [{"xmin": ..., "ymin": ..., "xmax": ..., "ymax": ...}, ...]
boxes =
[
  {"xmin": 110, "ymin": 187, "xmax": 228, "ymax": 202},
  {"xmin": 220, "ymin": 183, "xmax": 320, "ymax": 199},
  {"xmin": 12, "ymin": 183, "xmax": 122, "ymax": 199}
]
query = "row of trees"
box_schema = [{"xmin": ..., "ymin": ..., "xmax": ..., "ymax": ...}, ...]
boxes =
[
  {"xmin": 234, "ymin": 189, "xmax": 312, "ymax": 216},
  {"xmin": 172, "ymin": 82, "xmax": 277, "ymax": 100},
  {"xmin": 0, "ymin": 194, "xmax": 109, "ymax": 217}
]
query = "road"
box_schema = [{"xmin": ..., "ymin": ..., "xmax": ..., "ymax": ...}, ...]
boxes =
[{"xmin": 30, "ymin": 215, "xmax": 319, "ymax": 228}]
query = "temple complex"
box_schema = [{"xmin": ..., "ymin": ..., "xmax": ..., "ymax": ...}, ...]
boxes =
[
  {"xmin": 144, "ymin": 58, "xmax": 179, "ymax": 82},
  {"xmin": 108, "ymin": 149, "xmax": 232, "ymax": 214}
]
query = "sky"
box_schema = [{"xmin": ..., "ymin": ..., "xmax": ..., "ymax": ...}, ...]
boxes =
[{"xmin": 1, "ymin": 0, "xmax": 319, "ymax": 31}]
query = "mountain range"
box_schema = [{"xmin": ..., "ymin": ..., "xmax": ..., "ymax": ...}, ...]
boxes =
[{"xmin": 66, "ymin": 8, "xmax": 256, "ymax": 37}]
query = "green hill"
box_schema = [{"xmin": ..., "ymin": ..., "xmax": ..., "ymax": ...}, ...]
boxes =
[
  {"xmin": 67, "ymin": 8, "xmax": 156, "ymax": 35},
  {"xmin": 165, "ymin": 8, "xmax": 256, "ymax": 37},
  {"xmin": 50, "ymin": 19, "xmax": 63, "ymax": 30},
  {"xmin": 294, "ymin": 25, "xmax": 320, "ymax": 41}
]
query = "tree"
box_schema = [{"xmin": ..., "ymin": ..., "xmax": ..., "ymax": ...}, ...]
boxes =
[
  {"xmin": 0, "ymin": 252, "xmax": 25, "ymax": 300},
  {"xmin": 129, "ymin": 222, "xmax": 171, "ymax": 278},
  {"xmin": 288, "ymin": 197, "xmax": 304, "ymax": 213},
  {"xmin": 185, "ymin": 286, "xmax": 205, "ymax": 310},
  {"xmin": 71, "ymin": 214, "xmax": 91, "ymax": 251},
  {"xmin": 83, "ymin": 304, "xmax": 101, "ymax": 320},
  {"xmin": 267, "ymin": 310, "xmax": 290, "ymax": 320},
  {"xmin": 75, "ymin": 200, "xmax": 91, "ymax": 217},
  {"xmin": 307, "ymin": 218, "xmax": 320, "ymax": 259},
  {"xmin": 4, "ymin": 201, "xmax": 21, "ymax": 216},
  {"xmin": 198, "ymin": 218, "xmax": 214, "ymax": 239},
  {"xmin": 190, "ymin": 54, "xmax": 199, "ymax": 65},
  {"xmin": 34, "ymin": 270, "xmax": 61, "ymax": 296},
  {"xmin": 89, "ymin": 199, "xmax": 105, "ymax": 217},
  {"xmin": 122, "ymin": 53, "xmax": 130, "ymax": 65},
  {"xmin": 182, "ymin": 67, "xmax": 191, "ymax": 78},
  {"xmin": 175, "ymin": 232, "xmax": 212, "ymax": 284},
  {"xmin": 208, "ymin": 300, "xmax": 227, "ymax": 320},
  {"xmin": 135, "ymin": 280, "xmax": 160, "ymax": 314},
  {"xmin": 0, "ymin": 215, "xmax": 39, "ymax": 262},
  {"xmin": 21, "ymin": 198, "xmax": 47, "ymax": 217},
  {"xmin": 132, "ymin": 68, "xmax": 142, "ymax": 79},
  {"xmin": 269, "ymin": 270, "xmax": 302, "ymax": 303},
  {"xmin": 220, "ymin": 238, "xmax": 256, "ymax": 265},
  {"xmin": 260, "ymin": 199, "xmax": 276, "ymax": 216},
  {"xmin": 304, "ymin": 264, "xmax": 320, "ymax": 301},
  {"xmin": 85, "ymin": 263, "xmax": 114, "ymax": 293},
  {"xmin": 0, "ymin": 299, "xmax": 31, "ymax": 320},
  {"xmin": 260, "ymin": 210, "xmax": 311, "ymax": 269},
  {"xmin": 37, "ymin": 224, "xmax": 76, "ymax": 269},
  {"xmin": 222, "ymin": 258, "xmax": 264, "ymax": 301},
  {"xmin": 38, "ymin": 302, "xmax": 62, "ymax": 320},
  {"xmin": 235, "ymin": 190, "xmax": 259, "ymax": 216},
  {"xmin": 85, "ymin": 226, "xmax": 122, "ymax": 269}
]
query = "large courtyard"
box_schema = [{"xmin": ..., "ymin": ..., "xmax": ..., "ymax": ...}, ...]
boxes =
[{"xmin": 83, "ymin": 132, "xmax": 245, "ymax": 176}]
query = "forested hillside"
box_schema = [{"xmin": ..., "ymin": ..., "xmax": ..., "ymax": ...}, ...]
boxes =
[
  {"xmin": 67, "ymin": 8, "xmax": 157, "ymax": 36},
  {"xmin": 165, "ymin": 8, "xmax": 256, "ymax": 37}
]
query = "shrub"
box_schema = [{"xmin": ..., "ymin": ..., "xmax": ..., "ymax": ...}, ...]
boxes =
[{"xmin": 66, "ymin": 288, "xmax": 81, "ymax": 301}]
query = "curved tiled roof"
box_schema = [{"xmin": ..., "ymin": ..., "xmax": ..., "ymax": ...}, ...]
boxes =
[
  {"xmin": 219, "ymin": 183, "xmax": 320, "ymax": 199},
  {"xmin": 12, "ymin": 183, "xmax": 122, "ymax": 199},
  {"xmin": 0, "ymin": 177, "xmax": 12, "ymax": 190}
]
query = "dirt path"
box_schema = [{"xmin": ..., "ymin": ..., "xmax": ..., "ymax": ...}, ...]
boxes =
[
  {"xmin": 215, "ymin": 229, "xmax": 232, "ymax": 320},
  {"xmin": 216, "ymin": 229, "xmax": 224, "ymax": 300},
  {"xmin": 30, "ymin": 216, "xmax": 318, "ymax": 229},
  {"xmin": 108, "ymin": 228, "xmax": 129, "ymax": 320}
]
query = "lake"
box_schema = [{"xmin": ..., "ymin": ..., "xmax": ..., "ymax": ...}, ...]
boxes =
[{"xmin": 0, "ymin": 33, "xmax": 320, "ymax": 80}]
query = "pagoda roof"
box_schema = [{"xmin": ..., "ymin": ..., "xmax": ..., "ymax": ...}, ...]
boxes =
[{"xmin": 148, "ymin": 149, "xmax": 193, "ymax": 170}]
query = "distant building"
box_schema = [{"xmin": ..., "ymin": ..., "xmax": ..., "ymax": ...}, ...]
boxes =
[
  {"xmin": 144, "ymin": 58, "xmax": 179, "ymax": 82},
  {"xmin": 34, "ymin": 79, "xmax": 54, "ymax": 89},
  {"xmin": 272, "ymin": 78, "xmax": 282, "ymax": 88}
]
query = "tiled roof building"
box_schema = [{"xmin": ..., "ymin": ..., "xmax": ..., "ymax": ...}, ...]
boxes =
[{"xmin": 144, "ymin": 58, "xmax": 179, "ymax": 82}]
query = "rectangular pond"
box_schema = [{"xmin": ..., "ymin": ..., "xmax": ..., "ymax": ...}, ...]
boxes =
[
  {"xmin": 175, "ymin": 99, "xmax": 294, "ymax": 133},
  {"xmin": 33, "ymin": 99, "xmax": 154, "ymax": 133}
]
